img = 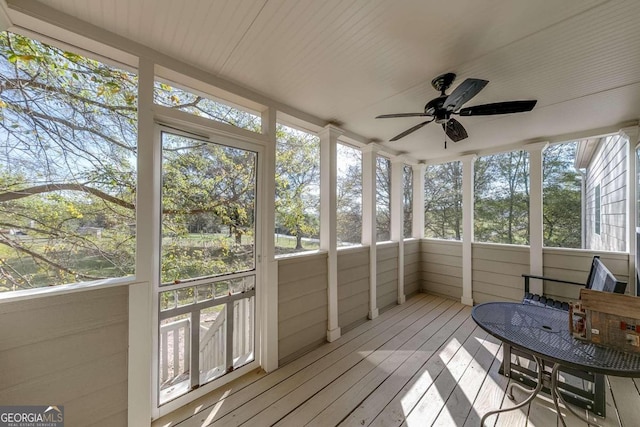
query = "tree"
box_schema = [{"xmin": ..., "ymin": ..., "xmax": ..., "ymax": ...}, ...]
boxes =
[
  {"xmin": 336, "ymin": 144, "xmax": 362, "ymax": 245},
  {"xmin": 403, "ymin": 165, "xmax": 413, "ymax": 238},
  {"xmin": 543, "ymin": 143, "xmax": 582, "ymax": 248},
  {"xmin": 275, "ymin": 125, "xmax": 320, "ymax": 251},
  {"xmin": 424, "ymin": 161, "xmax": 463, "ymax": 240},
  {"xmin": 376, "ymin": 156, "xmax": 391, "ymax": 241},
  {"xmin": 0, "ymin": 31, "xmax": 261, "ymax": 290},
  {"xmin": 475, "ymin": 151, "xmax": 529, "ymax": 244}
]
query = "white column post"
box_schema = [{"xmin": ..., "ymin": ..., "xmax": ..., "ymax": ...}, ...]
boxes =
[
  {"xmin": 461, "ymin": 155, "xmax": 476, "ymax": 306},
  {"xmin": 525, "ymin": 142, "xmax": 549, "ymax": 296},
  {"xmin": 363, "ymin": 144, "xmax": 380, "ymax": 319},
  {"xmin": 412, "ymin": 164, "xmax": 426, "ymax": 239},
  {"xmin": 260, "ymin": 106, "xmax": 279, "ymax": 370},
  {"xmin": 320, "ymin": 124, "xmax": 343, "ymax": 341},
  {"xmin": 621, "ymin": 126, "xmax": 640, "ymax": 295},
  {"xmin": 391, "ymin": 156, "xmax": 407, "ymax": 304},
  {"xmin": 131, "ymin": 58, "xmax": 155, "ymax": 425}
]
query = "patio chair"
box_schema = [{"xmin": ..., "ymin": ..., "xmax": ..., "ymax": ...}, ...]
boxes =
[{"xmin": 502, "ymin": 255, "xmax": 627, "ymax": 417}]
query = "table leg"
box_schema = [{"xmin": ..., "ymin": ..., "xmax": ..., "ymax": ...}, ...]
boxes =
[
  {"xmin": 481, "ymin": 355, "xmax": 545, "ymax": 427},
  {"xmin": 551, "ymin": 362, "xmax": 602, "ymax": 427}
]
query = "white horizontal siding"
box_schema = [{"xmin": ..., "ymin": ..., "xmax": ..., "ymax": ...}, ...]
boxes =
[
  {"xmin": 0, "ymin": 286, "xmax": 128, "ymax": 427},
  {"xmin": 278, "ymin": 252, "xmax": 328, "ymax": 364},
  {"xmin": 543, "ymin": 247, "xmax": 630, "ymax": 301},
  {"xmin": 421, "ymin": 239, "xmax": 462, "ymax": 300},
  {"xmin": 377, "ymin": 242, "xmax": 398, "ymax": 312},
  {"xmin": 472, "ymin": 243, "xmax": 530, "ymax": 304},
  {"xmin": 403, "ymin": 239, "xmax": 420, "ymax": 296},
  {"xmin": 338, "ymin": 246, "xmax": 370, "ymax": 331}
]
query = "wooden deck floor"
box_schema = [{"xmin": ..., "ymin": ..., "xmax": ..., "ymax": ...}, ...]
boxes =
[{"xmin": 154, "ymin": 293, "xmax": 640, "ymax": 427}]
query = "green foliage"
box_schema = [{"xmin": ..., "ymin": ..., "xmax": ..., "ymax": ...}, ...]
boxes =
[
  {"xmin": 424, "ymin": 161, "xmax": 463, "ymax": 240},
  {"xmin": 475, "ymin": 151, "xmax": 530, "ymax": 244},
  {"xmin": 336, "ymin": 143, "xmax": 362, "ymax": 245},
  {"xmin": 0, "ymin": 32, "xmax": 261, "ymax": 291},
  {"xmin": 543, "ymin": 143, "xmax": 582, "ymax": 248},
  {"xmin": 275, "ymin": 124, "xmax": 320, "ymax": 251},
  {"xmin": 160, "ymin": 133, "xmax": 256, "ymax": 283},
  {"xmin": 153, "ymin": 82, "xmax": 261, "ymax": 132}
]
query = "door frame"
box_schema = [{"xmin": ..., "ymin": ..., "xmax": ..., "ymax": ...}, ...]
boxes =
[{"xmin": 151, "ymin": 121, "xmax": 265, "ymax": 418}]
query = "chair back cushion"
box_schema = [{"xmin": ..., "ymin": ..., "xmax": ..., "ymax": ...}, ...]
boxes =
[{"xmin": 586, "ymin": 256, "xmax": 627, "ymax": 294}]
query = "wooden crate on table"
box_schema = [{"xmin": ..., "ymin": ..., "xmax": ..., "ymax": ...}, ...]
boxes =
[{"xmin": 581, "ymin": 288, "xmax": 640, "ymax": 353}]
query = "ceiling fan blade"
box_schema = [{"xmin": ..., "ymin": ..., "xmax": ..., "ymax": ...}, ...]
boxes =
[
  {"xmin": 442, "ymin": 78, "xmax": 488, "ymax": 112},
  {"xmin": 376, "ymin": 112, "xmax": 432, "ymax": 119},
  {"xmin": 443, "ymin": 118, "xmax": 468, "ymax": 142},
  {"xmin": 458, "ymin": 100, "xmax": 537, "ymax": 116},
  {"xmin": 390, "ymin": 119, "xmax": 434, "ymax": 141}
]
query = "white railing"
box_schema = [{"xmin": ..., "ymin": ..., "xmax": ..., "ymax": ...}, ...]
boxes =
[
  {"xmin": 159, "ymin": 317, "xmax": 190, "ymax": 385},
  {"xmin": 159, "ymin": 295, "xmax": 254, "ymax": 388},
  {"xmin": 233, "ymin": 297, "xmax": 253, "ymax": 362},
  {"xmin": 199, "ymin": 306, "xmax": 226, "ymax": 373}
]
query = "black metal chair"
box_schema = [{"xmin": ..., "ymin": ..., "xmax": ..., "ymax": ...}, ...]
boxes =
[{"xmin": 502, "ymin": 256, "xmax": 626, "ymax": 417}]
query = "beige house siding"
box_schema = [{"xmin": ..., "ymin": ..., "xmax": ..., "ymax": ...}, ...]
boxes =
[
  {"xmin": 585, "ymin": 134, "xmax": 628, "ymax": 252},
  {"xmin": 0, "ymin": 286, "xmax": 129, "ymax": 426},
  {"xmin": 376, "ymin": 242, "xmax": 398, "ymax": 311},
  {"xmin": 421, "ymin": 239, "xmax": 462, "ymax": 300},
  {"xmin": 277, "ymin": 252, "xmax": 328, "ymax": 364},
  {"xmin": 337, "ymin": 246, "xmax": 370, "ymax": 332},
  {"xmin": 472, "ymin": 243, "xmax": 530, "ymax": 304},
  {"xmin": 543, "ymin": 248, "xmax": 630, "ymax": 300},
  {"xmin": 403, "ymin": 239, "xmax": 420, "ymax": 296}
]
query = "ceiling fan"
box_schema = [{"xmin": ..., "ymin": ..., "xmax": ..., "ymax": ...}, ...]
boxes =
[{"xmin": 376, "ymin": 72, "xmax": 537, "ymax": 148}]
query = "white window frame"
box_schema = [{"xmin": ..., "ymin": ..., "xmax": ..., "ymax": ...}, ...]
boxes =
[{"xmin": 150, "ymin": 117, "xmax": 266, "ymax": 418}]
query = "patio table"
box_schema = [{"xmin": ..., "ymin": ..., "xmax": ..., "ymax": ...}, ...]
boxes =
[{"xmin": 472, "ymin": 302, "xmax": 640, "ymax": 426}]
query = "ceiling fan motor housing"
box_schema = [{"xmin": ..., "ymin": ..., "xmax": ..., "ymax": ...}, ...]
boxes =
[{"xmin": 424, "ymin": 95, "xmax": 446, "ymax": 116}]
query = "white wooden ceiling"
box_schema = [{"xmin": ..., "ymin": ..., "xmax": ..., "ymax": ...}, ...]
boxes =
[{"xmin": 10, "ymin": 0, "xmax": 640, "ymax": 161}]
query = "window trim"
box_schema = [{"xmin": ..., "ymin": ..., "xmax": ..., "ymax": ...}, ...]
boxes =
[{"xmin": 595, "ymin": 183, "xmax": 601, "ymax": 235}]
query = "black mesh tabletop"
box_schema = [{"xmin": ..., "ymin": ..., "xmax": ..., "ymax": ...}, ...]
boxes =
[{"xmin": 472, "ymin": 302, "xmax": 640, "ymax": 377}]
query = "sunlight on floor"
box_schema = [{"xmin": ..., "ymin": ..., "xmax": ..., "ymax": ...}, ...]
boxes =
[{"xmin": 200, "ymin": 389, "xmax": 231, "ymax": 426}]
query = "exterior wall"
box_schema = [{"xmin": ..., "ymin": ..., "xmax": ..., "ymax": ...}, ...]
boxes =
[
  {"xmin": 403, "ymin": 239, "xmax": 420, "ymax": 296},
  {"xmin": 585, "ymin": 135, "xmax": 628, "ymax": 252},
  {"xmin": 337, "ymin": 246, "xmax": 370, "ymax": 331},
  {"xmin": 543, "ymin": 248, "xmax": 630, "ymax": 300},
  {"xmin": 376, "ymin": 242, "xmax": 398, "ymax": 311},
  {"xmin": 420, "ymin": 239, "xmax": 462, "ymax": 300},
  {"xmin": 472, "ymin": 242, "xmax": 530, "ymax": 304},
  {"xmin": 0, "ymin": 286, "xmax": 129, "ymax": 426},
  {"xmin": 277, "ymin": 252, "xmax": 328, "ymax": 364}
]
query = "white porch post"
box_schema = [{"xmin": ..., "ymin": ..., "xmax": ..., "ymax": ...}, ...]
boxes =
[
  {"xmin": 261, "ymin": 106, "xmax": 279, "ymax": 369},
  {"xmin": 363, "ymin": 144, "xmax": 380, "ymax": 319},
  {"xmin": 130, "ymin": 58, "xmax": 155, "ymax": 425},
  {"xmin": 461, "ymin": 155, "xmax": 475, "ymax": 306},
  {"xmin": 412, "ymin": 164, "xmax": 425, "ymax": 239},
  {"xmin": 621, "ymin": 126, "xmax": 640, "ymax": 296},
  {"xmin": 320, "ymin": 124, "xmax": 343, "ymax": 341},
  {"xmin": 525, "ymin": 142, "xmax": 549, "ymax": 296},
  {"xmin": 391, "ymin": 156, "xmax": 407, "ymax": 304}
]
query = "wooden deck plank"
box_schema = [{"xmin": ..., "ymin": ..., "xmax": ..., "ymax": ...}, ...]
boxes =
[
  {"xmin": 402, "ymin": 326, "xmax": 489, "ymax": 426},
  {"xmin": 158, "ymin": 293, "xmax": 640, "ymax": 427},
  {"xmin": 174, "ymin": 294, "xmax": 433, "ymax": 427},
  {"xmin": 367, "ymin": 317, "xmax": 480, "ymax": 427},
  {"xmin": 462, "ymin": 339, "xmax": 509, "ymax": 427},
  {"xmin": 296, "ymin": 302, "xmax": 467, "ymax": 427},
  {"xmin": 207, "ymin": 296, "xmax": 444, "ymax": 426},
  {"xmin": 269, "ymin": 299, "xmax": 460, "ymax": 427},
  {"xmin": 607, "ymin": 376, "xmax": 640, "ymax": 427},
  {"xmin": 432, "ymin": 331, "xmax": 503, "ymax": 426},
  {"xmin": 329, "ymin": 305, "xmax": 473, "ymax": 427}
]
